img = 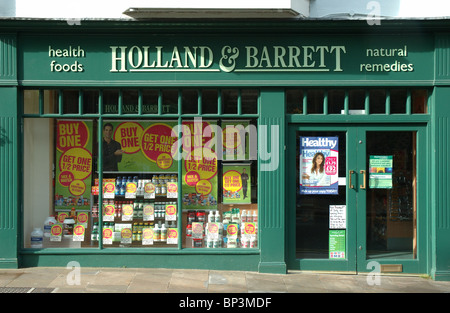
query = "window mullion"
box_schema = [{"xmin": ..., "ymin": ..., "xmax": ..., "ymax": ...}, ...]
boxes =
[
  {"xmin": 386, "ymin": 90, "xmax": 391, "ymax": 115},
  {"xmin": 406, "ymin": 89, "xmax": 411, "ymax": 115},
  {"xmin": 58, "ymin": 89, "xmax": 63, "ymax": 115},
  {"xmin": 118, "ymin": 89, "xmax": 123, "ymax": 115}
]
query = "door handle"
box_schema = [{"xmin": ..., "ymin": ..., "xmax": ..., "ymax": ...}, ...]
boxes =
[
  {"xmin": 349, "ymin": 170, "xmax": 355, "ymax": 189},
  {"xmin": 360, "ymin": 170, "xmax": 366, "ymax": 189}
]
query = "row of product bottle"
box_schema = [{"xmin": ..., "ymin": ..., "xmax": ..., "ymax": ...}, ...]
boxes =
[
  {"xmin": 93, "ymin": 200, "xmax": 176, "ymax": 220},
  {"xmin": 114, "ymin": 174, "xmax": 177, "ymax": 197},
  {"xmin": 186, "ymin": 208, "xmax": 258, "ymax": 249},
  {"xmin": 222, "ymin": 208, "xmax": 258, "ymax": 224},
  {"xmin": 189, "ymin": 228, "xmax": 258, "ymax": 248},
  {"xmin": 91, "ymin": 220, "xmax": 176, "ymax": 243},
  {"xmin": 186, "ymin": 208, "xmax": 258, "ymax": 224}
]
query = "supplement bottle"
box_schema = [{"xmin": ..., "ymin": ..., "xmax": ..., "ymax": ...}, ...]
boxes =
[
  {"xmin": 31, "ymin": 228, "xmax": 43, "ymax": 248},
  {"xmin": 161, "ymin": 224, "xmax": 167, "ymax": 242},
  {"xmin": 44, "ymin": 215, "xmax": 57, "ymax": 238}
]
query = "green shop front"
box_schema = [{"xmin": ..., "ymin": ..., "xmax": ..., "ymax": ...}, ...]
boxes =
[{"xmin": 1, "ymin": 19, "xmax": 450, "ymax": 280}]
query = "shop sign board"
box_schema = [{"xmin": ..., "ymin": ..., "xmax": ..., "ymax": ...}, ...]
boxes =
[{"xmin": 20, "ymin": 34, "xmax": 434, "ymax": 85}]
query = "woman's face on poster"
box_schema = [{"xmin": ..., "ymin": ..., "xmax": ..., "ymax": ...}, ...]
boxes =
[{"xmin": 315, "ymin": 154, "xmax": 323, "ymax": 165}]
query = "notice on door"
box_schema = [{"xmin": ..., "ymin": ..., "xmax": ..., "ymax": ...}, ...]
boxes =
[
  {"xmin": 329, "ymin": 230, "xmax": 346, "ymax": 259},
  {"xmin": 329, "ymin": 205, "xmax": 346, "ymax": 229},
  {"xmin": 369, "ymin": 155, "xmax": 393, "ymax": 189}
]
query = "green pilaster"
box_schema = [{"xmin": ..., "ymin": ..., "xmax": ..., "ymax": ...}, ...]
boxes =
[
  {"xmin": 258, "ymin": 89, "xmax": 286, "ymax": 274},
  {"xmin": 0, "ymin": 34, "xmax": 18, "ymax": 268},
  {"xmin": 431, "ymin": 87, "xmax": 450, "ymax": 281},
  {"xmin": 431, "ymin": 34, "xmax": 450, "ymax": 281}
]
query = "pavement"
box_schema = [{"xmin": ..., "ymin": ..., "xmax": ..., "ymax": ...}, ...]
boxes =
[{"xmin": 1, "ymin": 267, "xmax": 450, "ymax": 294}]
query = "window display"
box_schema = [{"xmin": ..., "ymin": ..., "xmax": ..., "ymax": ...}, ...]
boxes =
[
  {"xmin": 22, "ymin": 88, "xmax": 259, "ymax": 250},
  {"xmin": 93, "ymin": 174, "xmax": 179, "ymax": 247}
]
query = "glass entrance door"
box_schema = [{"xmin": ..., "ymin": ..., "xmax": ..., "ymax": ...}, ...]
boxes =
[{"xmin": 286, "ymin": 125, "xmax": 426, "ymax": 274}]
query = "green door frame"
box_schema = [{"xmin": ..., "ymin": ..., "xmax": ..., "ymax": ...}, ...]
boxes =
[{"xmin": 286, "ymin": 123, "xmax": 428, "ymax": 275}]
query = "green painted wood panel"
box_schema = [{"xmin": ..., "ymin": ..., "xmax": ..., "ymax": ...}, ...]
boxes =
[
  {"xmin": 431, "ymin": 87, "xmax": 450, "ymax": 281},
  {"xmin": 0, "ymin": 35, "xmax": 17, "ymax": 86},
  {"xmin": 258, "ymin": 89, "xmax": 286, "ymax": 274},
  {"xmin": 0, "ymin": 87, "xmax": 18, "ymax": 268}
]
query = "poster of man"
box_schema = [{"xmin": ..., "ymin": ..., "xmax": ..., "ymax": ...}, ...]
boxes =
[
  {"xmin": 102, "ymin": 122, "xmax": 123, "ymax": 171},
  {"xmin": 222, "ymin": 164, "xmax": 251, "ymax": 204}
]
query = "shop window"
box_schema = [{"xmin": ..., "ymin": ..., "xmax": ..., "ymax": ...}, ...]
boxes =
[
  {"xmin": 241, "ymin": 89, "xmax": 258, "ymax": 114},
  {"xmin": 142, "ymin": 89, "xmax": 159, "ymax": 114},
  {"xmin": 369, "ymin": 89, "xmax": 386, "ymax": 114},
  {"xmin": 62, "ymin": 90, "xmax": 79, "ymax": 114},
  {"xmin": 286, "ymin": 87, "xmax": 430, "ymax": 116},
  {"xmin": 23, "ymin": 89, "xmax": 39, "ymax": 114},
  {"xmin": 307, "ymin": 89, "xmax": 324, "ymax": 114},
  {"xmin": 390, "ymin": 89, "xmax": 407, "ymax": 114},
  {"xmin": 122, "ymin": 89, "xmax": 139, "ymax": 114},
  {"xmin": 182, "ymin": 89, "xmax": 198, "ymax": 114},
  {"xmin": 182, "ymin": 119, "xmax": 258, "ymax": 248},
  {"xmin": 285, "ymin": 89, "xmax": 303, "ymax": 114},
  {"xmin": 44, "ymin": 89, "xmax": 59, "ymax": 114},
  {"xmin": 162, "ymin": 89, "xmax": 178, "ymax": 114},
  {"xmin": 222, "ymin": 89, "xmax": 238, "ymax": 114},
  {"xmin": 201, "ymin": 89, "xmax": 218, "ymax": 114},
  {"xmin": 412, "ymin": 89, "xmax": 428, "ymax": 114},
  {"xmin": 348, "ymin": 89, "xmax": 365, "ymax": 112},
  {"xmin": 328, "ymin": 89, "xmax": 345, "ymax": 114},
  {"xmin": 83, "ymin": 90, "xmax": 99, "ymax": 114},
  {"xmin": 22, "ymin": 88, "xmax": 259, "ymax": 250},
  {"xmin": 102, "ymin": 89, "xmax": 119, "ymax": 114}
]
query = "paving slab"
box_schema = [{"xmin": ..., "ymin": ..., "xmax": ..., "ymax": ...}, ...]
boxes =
[
  {"xmin": 246, "ymin": 272, "xmax": 288, "ymax": 293},
  {"xmin": 1, "ymin": 267, "xmax": 450, "ymax": 294}
]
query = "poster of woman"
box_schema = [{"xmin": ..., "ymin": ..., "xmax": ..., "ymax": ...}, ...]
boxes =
[{"xmin": 300, "ymin": 136, "xmax": 339, "ymax": 195}]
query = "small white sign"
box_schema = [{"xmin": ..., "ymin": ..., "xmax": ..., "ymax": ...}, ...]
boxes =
[{"xmin": 329, "ymin": 205, "xmax": 346, "ymax": 229}]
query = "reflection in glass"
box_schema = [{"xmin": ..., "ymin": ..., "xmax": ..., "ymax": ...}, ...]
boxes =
[
  {"xmin": 366, "ymin": 131, "xmax": 416, "ymax": 259},
  {"xmin": 182, "ymin": 89, "xmax": 198, "ymax": 114},
  {"xmin": 83, "ymin": 90, "xmax": 99, "ymax": 114},
  {"xmin": 102, "ymin": 89, "xmax": 119, "ymax": 114},
  {"xmin": 201, "ymin": 89, "xmax": 218, "ymax": 114},
  {"xmin": 306, "ymin": 89, "xmax": 324, "ymax": 114},
  {"xmin": 122, "ymin": 89, "xmax": 138, "ymax": 114},
  {"xmin": 222, "ymin": 89, "xmax": 238, "ymax": 114},
  {"xmin": 43, "ymin": 90, "xmax": 59, "ymax": 114},
  {"xmin": 23, "ymin": 89, "xmax": 39, "ymax": 114},
  {"xmin": 62, "ymin": 90, "xmax": 79, "ymax": 114}
]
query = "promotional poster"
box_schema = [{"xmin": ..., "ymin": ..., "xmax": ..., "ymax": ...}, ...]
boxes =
[
  {"xmin": 106, "ymin": 120, "xmax": 178, "ymax": 172},
  {"xmin": 300, "ymin": 136, "xmax": 339, "ymax": 195},
  {"xmin": 222, "ymin": 164, "xmax": 251, "ymax": 204},
  {"xmin": 55, "ymin": 120, "xmax": 93, "ymax": 211}
]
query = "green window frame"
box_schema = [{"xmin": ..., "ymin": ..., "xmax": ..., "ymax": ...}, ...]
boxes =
[{"xmin": 286, "ymin": 88, "xmax": 432, "ymax": 121}]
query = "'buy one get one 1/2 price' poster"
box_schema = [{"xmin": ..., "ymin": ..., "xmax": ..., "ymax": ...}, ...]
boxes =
[
  {"xmin": 107, "ymin": 120, "xmax": 218, "ymax": 211},
  {"xmin": 181, "ymin": 120, "xmax": 218, "ymax": 211},
  {"xmin": 109, "ymin": 120, "xmax": 178, "ymax": 172},
  {"xmin": 55, "ymin": 120, "xmax": 93, "ymax": 211}
]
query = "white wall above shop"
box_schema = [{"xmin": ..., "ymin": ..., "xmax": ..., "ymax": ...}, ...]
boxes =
[
  {"xmin": 0, "ymin": 0, "xmax": 449, "ymax": 19},
  {"xmin": 4, "ymin": 0, "xmax": 309, "ymax": 19},
  {"xmin": 310, "ymin": 0, "xmax": 450, "ymax": 19}
]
